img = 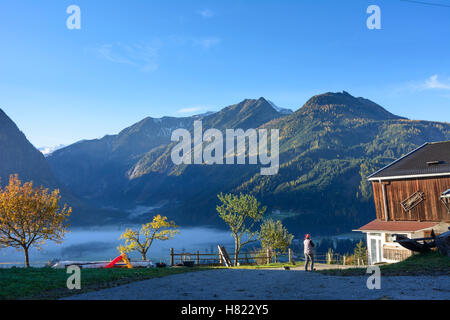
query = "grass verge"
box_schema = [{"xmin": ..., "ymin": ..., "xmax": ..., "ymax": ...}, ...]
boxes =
[
  {"xmin": 318, "ymin": 251, "xmax": 450, "ymax": 276},
  {"xmin": 0, "ymin": 266, "xmax": 211, "ymax": 300}
]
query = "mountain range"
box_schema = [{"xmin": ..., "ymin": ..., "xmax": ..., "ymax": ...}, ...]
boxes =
[
  {"xmin": 0, "ymin": 109, "xmax": 124, "ymax": 225},
  {"xmin": 1, "ymin": 92, "xmax": 449, "ymax": 235},
  {"xmin": 0, "ymin": 109, "xmax": 58, "ymax": 188}
]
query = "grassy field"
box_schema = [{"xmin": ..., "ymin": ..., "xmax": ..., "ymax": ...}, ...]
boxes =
[
  {"xmin": 0, "ymin": 261, "xmax": 304, "ymax": 300},
  {"xmin": 2, "ymin": 252, "xmax": 447, "ymax": 299},
  {"xmin": 318, "ymin": 251, "xmax": 450, "ymax": 276},
  {"xmin": 0, "ymin": 266, "xmax": 211, "ymax": 300}
]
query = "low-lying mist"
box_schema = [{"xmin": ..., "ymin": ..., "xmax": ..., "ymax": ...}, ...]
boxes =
[{"xmin": 0, "ymin": 226, "xmax": 234, "ymax": 267}]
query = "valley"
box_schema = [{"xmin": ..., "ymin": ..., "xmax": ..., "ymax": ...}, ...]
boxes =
[{"xmin": 2, "ymin": 91, "xmax": 450, "ymax": 236}]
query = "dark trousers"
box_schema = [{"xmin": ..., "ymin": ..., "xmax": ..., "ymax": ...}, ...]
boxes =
[{"xmin": 305, "ymin": 253, "xmax": 314, "ymax": 271}]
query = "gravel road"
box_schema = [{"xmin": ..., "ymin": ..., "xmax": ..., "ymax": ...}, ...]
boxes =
[{"xmin": 64, "ymin": 268, "xmax": 450, "ymax": 300}]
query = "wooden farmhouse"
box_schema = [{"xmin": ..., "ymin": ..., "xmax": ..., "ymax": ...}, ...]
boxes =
[{"xmin": 355, "ymin": 141, "xmax": 450, "ymax": 265}]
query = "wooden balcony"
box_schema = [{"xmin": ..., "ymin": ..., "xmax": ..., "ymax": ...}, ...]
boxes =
[{"xmin": 383, "ymin": 246, "xmax": 412, "ymax": 261}]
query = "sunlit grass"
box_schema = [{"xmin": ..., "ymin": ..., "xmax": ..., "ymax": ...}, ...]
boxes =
[
  {"xmin": 0, "ymin": 266, "xmax": 211, "ymax": 300},
  {"xmin": 318, "ymin": 251, "xmax": 450, "ymax": 276}
]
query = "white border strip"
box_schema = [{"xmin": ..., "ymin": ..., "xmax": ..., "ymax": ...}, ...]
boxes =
[
  {"xmin": 369, "ymin": 172, "xmax": 450, "ymax": 181},
  {"xmin": 353, "ymin": 225, "xmax": 437, "ymax": 233}
]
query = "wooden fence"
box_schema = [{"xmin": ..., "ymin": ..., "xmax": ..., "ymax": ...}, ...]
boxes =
[
  {"xmin": 170, "ymin": 248, "xmax": 278, "ymax": 266},
  {"xmin": 169, "ymin": 248, "xmax": 368, "ymax": 267}
]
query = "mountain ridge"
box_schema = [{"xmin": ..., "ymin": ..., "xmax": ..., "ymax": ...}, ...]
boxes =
[
  {"xmin": 46, "ymin": 92, "xmax": 450, "ymax": 234},
  {"xmin": 0, "ymin": 108, "xmax": 130, "ymax": 226},
  {"xmin": 297, "ymin": 91, "xmax": 404, "ymax": 121},
  {"xmin": 0, "ymin": 108, "xmax": 58, "ymax": 188},
  {"xmin": 48, "ymin": 97, "xmax": 291, "ymax": 203}
]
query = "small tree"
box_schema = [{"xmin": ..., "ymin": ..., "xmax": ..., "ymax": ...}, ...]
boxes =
[
  {"xmin": 353, "ymin": 240, "xmax": 368, "ymax": 265},
  {"xmin": 0, "ymin": 175, "xmax": 71, "ymax": 267},
  {"xmin": 217, "ymin": 193, "xmax": 266, "ymax": 266},
  {"xmin": 118, "ymin": 215, "xmax": 179, "ymax": 260},
  {"xmin": 327, "ymin": 248, "xmax": 335, "ymax": 264},
  {"xmin": 259, "ymin": 219, "xmax": 293, "ymax": 263}
]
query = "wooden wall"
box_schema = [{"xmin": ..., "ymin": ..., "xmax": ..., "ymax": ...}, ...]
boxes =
[{"xmin": 372, "ymin": 177, "xmax": 450, "ymax": 222}]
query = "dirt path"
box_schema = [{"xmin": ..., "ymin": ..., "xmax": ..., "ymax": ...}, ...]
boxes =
[{"xmin": 63, "ymin": 268, "xmax": 450, "ymax": 300}]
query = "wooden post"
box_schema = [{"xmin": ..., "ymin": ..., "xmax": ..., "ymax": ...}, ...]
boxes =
[
  {"xmin": 343, "ymin": 255, "xmax": 346, "ymax": 266},
  {"xmin": 266, "ymin": 248, "xmax": 270, "ymax": 265},
  {"xmin": 245, "ymin": 252, "xmax": 248, "ymax": 265},
  {"xmin": 288, "ymin": 248, "xmax": 292, "ymax": 265},
  {"xmin": 170, "ymin": 248, "xmax": 174, "ymax": 267},
  {"xmin": 197, "ymin": 251, "xmax": 200, "ymax": 266}
]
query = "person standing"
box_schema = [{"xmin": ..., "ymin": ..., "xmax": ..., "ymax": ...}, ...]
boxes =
[{"xmin": 304, "ymin": 234, "xmax": 315, "ymax": 271}]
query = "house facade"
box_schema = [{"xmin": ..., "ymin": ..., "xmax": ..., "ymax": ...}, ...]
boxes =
[{"xmin": 355, "ymin": 141, "xmax": 450, "ymax": 265}]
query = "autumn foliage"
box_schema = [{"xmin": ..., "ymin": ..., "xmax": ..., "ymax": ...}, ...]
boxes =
[
  {"xmin": 118, "ymin": 214, "xmax": 179, "ymax": 261},
  {"xmin": 0, "ymin": 174, "xmax": 71, "ymax": 267}
]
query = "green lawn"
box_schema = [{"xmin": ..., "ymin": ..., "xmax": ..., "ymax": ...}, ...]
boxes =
[
  {"xmin": 4, "ymin": 252, "xmax": 446, "ymax": 299},
  {"xmin": 0, "ymin": 266, "xmax": 211, "ymax": 300},
  {"xmin": 318, "ymin": 251, "xmax": 450, "ymax": 276}
]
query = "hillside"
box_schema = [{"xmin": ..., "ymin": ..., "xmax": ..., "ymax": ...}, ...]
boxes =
[
  {"xmin": 0, "ymin": 108, "xmax": 125, "ymax": 226},
  {"xmin": 0, "ymin": 109, "xmax": 58, "ymax": 188},
  {"xmin": 48, "ymin": 98, "xmax": 290, "ymax": 203},
  {"xmin": 47, "ymin": 92, "xmax": 450, "ymax": 234}
]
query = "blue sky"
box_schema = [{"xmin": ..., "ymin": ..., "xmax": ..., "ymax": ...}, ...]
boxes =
[{"xmin": 1, "ymin": 0, "xmax": 450, "ymax": 148}]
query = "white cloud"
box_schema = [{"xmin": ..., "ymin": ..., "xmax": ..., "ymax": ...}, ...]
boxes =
[
  {"xmin": 423, "ymin": 74, "xmax": 450, "ymax": 90},
  {"xmin": 193, "ymin": 37, "xmax": 221, "ymax": 49},
  {"xmin": 168, "ymin": 35, "xmax": 221, "ymax": 49},
  {"xmin": 91, "ymin": 42, "xmax": 159, "ymax": 72},
  {"xmin": 198, "ymin": 9, "xmax": 214, "ymax": 18},
  {"xmin": 177, "ymin": 106, "xmax": 206, "ymax": 114},
  {"xmin": 89, "ymin": 36, "xmax": 220, "ymax": 72}
]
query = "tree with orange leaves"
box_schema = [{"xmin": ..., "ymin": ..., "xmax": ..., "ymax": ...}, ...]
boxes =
[{"xmin": 0, "ymin": 174, "xmax": 71, "ymax": 267}]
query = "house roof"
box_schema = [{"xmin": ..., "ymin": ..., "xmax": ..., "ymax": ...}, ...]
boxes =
[
  {"xmin": 368, "ymin": 141, "xmax": 450, "ymax": 181},
  {"xmin": 354, "ymin": 219, "xmax": 439, "ymax": 232}
]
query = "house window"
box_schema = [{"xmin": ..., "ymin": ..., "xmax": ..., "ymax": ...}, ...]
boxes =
[
  {"xmin": 385, "ymin": 233, "xmax": 407, "ymax": 243},
  {"xmin": 423, "ymin": 230, "xmax": 432, "ymax": 238},
  {"xmin": 401, "ymin": 191, "xmax": 425, "ymax": 212},
  {"xmin": 422, "ymin": 230, "xmax": 441, "ymax": 238}
]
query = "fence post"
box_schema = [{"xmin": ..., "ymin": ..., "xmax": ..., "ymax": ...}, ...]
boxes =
[
  {"xmin": 343, "ymin": 255, "xmax": 346, "ymax": 266},
  {"xmin": 170, "ymin": 248, "xmax": 174, "ymax": 267},
  {"xmin": 197, "ymin": 251, "xmax": 200, "ymax": 266},
  {"xmin": 245, "ymin": 252, "xmax": 248, "ymax": 265},
  {"xmin": 266, "ymin": 248, "xmax": 270, "ymax": 265}
]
